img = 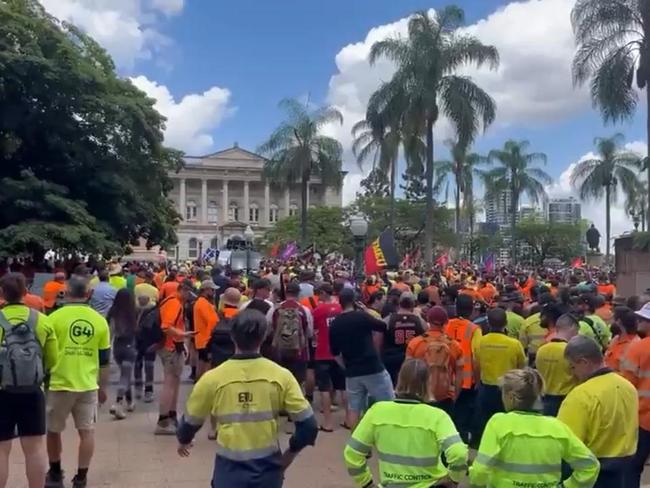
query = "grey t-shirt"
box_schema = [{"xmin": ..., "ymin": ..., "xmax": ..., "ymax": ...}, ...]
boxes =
[{"xmin": 90, "ymin": 282, "xmax": 117, "ymax": 317}]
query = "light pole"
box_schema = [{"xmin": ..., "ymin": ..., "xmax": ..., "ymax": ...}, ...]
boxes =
[
  {"xmin": 349, "ymin": 215, "xmax": 369, "ymax": 286},
  {"xmin": 244, "ymin": 225, "xmax": 255, "ymax": 274},
  {"xmin": 630, "ymin": 210, "xmax": 641, "ymax": 232}
]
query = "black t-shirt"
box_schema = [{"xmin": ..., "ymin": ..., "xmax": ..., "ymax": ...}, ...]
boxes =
[
  {"xmin": 383, "ymin": 312, "xmax": 426, "ymax": 361},
  {"xmin": 329, "ymin": 310, "xmax": 387, "ymax": 378},
  {"xmin": 246, "ymin": 298, "xmax": 272, "ymax": 316}
]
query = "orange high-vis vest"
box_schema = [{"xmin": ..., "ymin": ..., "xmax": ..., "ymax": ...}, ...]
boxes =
[
  {"xmin": 444, "ymin": 317, "xmax": 480, "ymax": 389},
  {"xmin": 620, "ymin": 336, "xmax": 650, "ymax": 430}
]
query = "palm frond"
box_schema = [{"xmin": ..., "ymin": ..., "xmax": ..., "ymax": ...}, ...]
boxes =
[
  {"xmin": 442, "ymin": 34, "xmax": 500, "ymax": 72},
  {"xmin": 369, "ymin": 38, "xmax": 410, "ymax": 65}
]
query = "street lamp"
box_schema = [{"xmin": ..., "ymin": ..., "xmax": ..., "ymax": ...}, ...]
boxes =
[
  {"xmin": 630, "ymin": 210, "xmax": 641, "ymax": 232},
  {"xmin": 349, "ymin": 215, "xmax": 369, "ymax": 285},
  {"xmin": 244, "ymin": 225, "xmax": 255, "ymax": 273}
]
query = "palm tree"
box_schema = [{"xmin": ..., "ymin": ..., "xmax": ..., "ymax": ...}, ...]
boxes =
[
  {"xmin": 258, "ymin": 98, "xmax": 343, "ymax": 246},
  {"xmin": 480, "ymin": 140, "xmax": 551, "ymax": 263},
  {"xmin": 570, "ymin": 134, "xmax": 642, "ymax": 260},
  {"xmin": 436, "ymin": 139, "xmax": 486, "ymax": 234},
  {"xmin": 368, "ymin": 7, "xmax": 499, "ymax": 265},
  {"xmin": 572, "ymin": 0, "xmax": 650, "ymax": 230},
  {"xmin": 626, "ymin": 179, "xmax": 648, "ymax": 231}
]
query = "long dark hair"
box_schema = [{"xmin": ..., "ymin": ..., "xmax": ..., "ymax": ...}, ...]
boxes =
[{"xmin": 107, "ymin": 288, "xmax": 137, "ymax": 338}]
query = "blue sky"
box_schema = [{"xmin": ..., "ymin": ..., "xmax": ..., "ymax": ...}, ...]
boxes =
[{"xmin": 40, "ymin": 0, "xmax": 647, "ymax": 236}]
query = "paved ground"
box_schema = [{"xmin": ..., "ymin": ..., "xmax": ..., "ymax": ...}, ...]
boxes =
[{"xmin": 7, "ymin": 367, "xmax": 650, "ymax": 487}]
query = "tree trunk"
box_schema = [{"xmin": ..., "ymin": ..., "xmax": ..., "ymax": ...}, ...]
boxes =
[
  {"xmin": 511, "ymin": 188, "xmax": 518, "ymax": 265},
  {"xmin": 605, "ymin": 183, "xmax": 611, "ymax": 263},
  {"xmin": 389, "ymin": 159, "xmax": 396, "ymax": 232},
  {"xmin": 647, "ymin": 87, "xmax": 650, "ymax": 231},
  {"xmin": 455, "ymin": 177, "xmax": 461, "ymax": 234},
  {"xmin": 424, "ymin": 119, "xmax": 435, "ymax": 266},
  {"xmin": 300, "ymin": 171, "xmax": 309, "ymax": 247}
]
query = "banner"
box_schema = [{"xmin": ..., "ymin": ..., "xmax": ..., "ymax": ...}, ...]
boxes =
[
  {"xmin": 269, "ymin": 242, "xmax": 280, "ymax": 258},
  {"xmin": 435, "ymin": 253, "xmax": 449, "ymax": 267},
  {"xmin": 483, "ymin": 254, "xmax": 494, "ymax": 274},
  {"xmin": 364, "ymin": 230, "xmax": 399, "ymax": 274},
  {"xmin": 279, "ymin": 242, "xmax": 298, "ymax": 261}
]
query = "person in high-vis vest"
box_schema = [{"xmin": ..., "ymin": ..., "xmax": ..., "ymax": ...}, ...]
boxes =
[
  {"xmin": 518, "ymin": 292, "xmax": 554, "ymax": 366},
  {"xmin": 344, "ymin": 359, "xmax": 468, "ymax": 488},
  {"xmin": 536, "ymin": 309, "xmax": 579, "ymax": 416},
  {"xmin": 176, "ymin": 309, "xmax": 318, "ymax": 487},
  {"xmin": 469, "ymin": 368, "xmax": 599, "ymax": 488},
  {"xmin": 620, "ymin": 302, "xmax": 650, "ymax": 488},
  {"xmin": 558, "ymin": 335, "xmax": 638, "ymax": 488},
  {"xmin": 444, "ymin": 294, "xmax": 481, "ymax": 445}
]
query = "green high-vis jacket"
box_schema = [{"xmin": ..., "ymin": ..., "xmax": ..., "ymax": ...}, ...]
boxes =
[
  {"xmin": 344, "ymin": 398, "xmax": 468, "ymax": 487},
  {"xmin": 469, "ymin": 411, "xmax": 599, "ymax": 488}
]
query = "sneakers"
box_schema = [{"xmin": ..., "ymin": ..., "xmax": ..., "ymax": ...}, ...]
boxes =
[
  {"xmin": 71, "ymin": 475, "xmax": 87, "ymax": 488},
  {"xmin": 154, "ymin": 421, "xmax": 177, "ymax": 436},
  {"xmin": 45, "ymin": 470, "xmax": 64, "ymax": 488},
  {"xmin": 126, "ymin": 400, "xmax": 135, "ymax": 412},
  {"xmin": 143, "ymin": 390, "xmax": 155, "ymax": 403},
  {"xmin": 110, "ymin": 402, "xmax": 126, "ymax": 420}
]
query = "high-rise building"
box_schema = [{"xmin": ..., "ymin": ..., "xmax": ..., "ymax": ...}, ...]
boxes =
[
  {"xmin": 485, "ymin": 189, "xmax": 512, "ymax": 226},
  {"xmin": 547, "ymin": 197, "xmax": 581, "ymax": 224}
]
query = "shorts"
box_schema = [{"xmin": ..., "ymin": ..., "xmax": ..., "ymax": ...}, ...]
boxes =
[
  {"xmin": 280, "ymin": 359, "xmax": 307, "ymax": 384},
  {"xmin": 315, "ymin": 361, "xmax": 345, "ymax": 392},
  {"xmin": 159, "ymin": 348, "xmax": 184, "ymax": 377},
  {"xmin": 113, "ymin": 339, "xmax": 137, "ymax": 364},
  {"xmin": 46, "ymin": 390, "xmax": 97, "ymax": 433},
  {"xmin": 346, "ymin": 370, "xmax": 395, "ymax": 413},
  {"xmin": 0, "ymin": 389, "xmax": 46, "ymax": 441},
  {"xmin": 197, "ymin": 348, "xmax": 210, "ymax": 363}
]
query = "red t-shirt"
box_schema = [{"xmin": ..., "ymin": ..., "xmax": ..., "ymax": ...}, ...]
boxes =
[{"xmin": 313, "ymin": 302, "xmax": 342, "ymax": 361}]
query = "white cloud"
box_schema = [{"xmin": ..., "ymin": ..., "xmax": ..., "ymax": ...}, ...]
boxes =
[
  {"xmin": 324, "ymin": 0, "xmax": 588, "ymax": 172},
  {"xmin": 342, "ymin": 173, "xmax": 364, "ymax": 206},
  {"xmin": 130, "ymin": 76, "xmax": 235, "ymax": 154},
  {"xmin": 39, "ymin": 0, "xmax": 183, "ymax": 69},
  {"xmin": 548, "ymin": 141, "xmax": 647, "ymax": 241}
]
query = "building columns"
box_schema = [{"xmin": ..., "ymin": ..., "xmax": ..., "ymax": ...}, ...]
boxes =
[
  {"xmin": 178, "ymin": 178, "xmax": 186, "ymax": 220},
  {"xmin": 222, "ymin": 180, "xmax": 229, "ymax": 224},
  {"xmin": 201, "ymin": 178, "xmax": 208, "ymax": 225},
  {"xmin": 264, "ymin": 182, "xmax": 271, "ymax": 225},
  {"xmin": 284, "ymin": 187, "xmax": 291, "ymax": 217},
  {"xmin": 243, "ymin": 180, "xmax": 250, "ymax": 223}
]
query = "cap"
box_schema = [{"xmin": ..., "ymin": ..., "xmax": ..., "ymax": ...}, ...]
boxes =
[
  {"xmin": 635, "ymin": 302, "xmax": 650, "ymax": 321},
  {"xmin": 222, "ymin": 287, "xmax": 242, "ymax": 306},
  {"xmin": 427, "ymin": 306, "xmax": 448, "ymax": 326},
  {"xmin": 200, "ymin": 279, "xmax": 218, "ymax": 290}
]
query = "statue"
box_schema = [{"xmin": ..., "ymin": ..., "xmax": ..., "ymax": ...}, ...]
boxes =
[{"xmin": 586, "ymin": 223, "xmax": 601, "ymax": 252}]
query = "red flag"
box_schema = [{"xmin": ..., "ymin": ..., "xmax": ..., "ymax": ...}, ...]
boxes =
[
  {"xmin": 571, "ymin": 257, "xmax": 583, "ymax": 268},
  {"xmin": 435, "ymin": 253, "xmax": 449, "ymax": 267},
  {"xmin": 270, "ymin": 242, "xmax": 280, "ymax": 258},
  {"xmin": 364, "ymin": 231, "xmax": 399, "ymax": 274}
]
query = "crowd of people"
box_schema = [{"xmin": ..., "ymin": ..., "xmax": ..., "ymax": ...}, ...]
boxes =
[{"xmin": 0, "ymin": 257, "xmax": 649, "ymax": 487}]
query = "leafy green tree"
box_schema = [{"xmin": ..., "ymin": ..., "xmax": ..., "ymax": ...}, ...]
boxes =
[
  {"xmin": 437, "ymin": 139, "xmax": 486, "ymax": 234},
  {"xmin": 570, "ymin": 134, "xmax": 641, "ymax": 260},
  {"xmin": 258, "ymin": 98, "xmax": 343, "ymax": 247},
  {"xmin": 262, "ymin": 207, "xmax": 352, "ymax": 256},
  {"xmin": 516, "ymin": 218, "xmax": 587, "ymax": 265},
  {"xmin": 359, "ymin": 168, "xmax": 390, "ymax": 198},
  {"xmin": 0, "ymin": 0, "xmax": 181, "ymax": 258},
  {"xmin": 480, "ymin": 140, "xmax": 551, "ymax": 263},
  {"xmin": 572, "ymin": 0, "xmax": 650, "ymax": 230},
  {"xmin": 400, "ymin": 163, "xmax": 428, "ymax": 202},
  {"xmin": 367, "ymin": 7, "xmax": 498, "ymax": 265}
]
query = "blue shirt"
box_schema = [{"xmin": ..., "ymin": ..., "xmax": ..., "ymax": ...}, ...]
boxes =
[{"xmin": 89, "ymin": 281, "xmax": 117, "ymax": 317}]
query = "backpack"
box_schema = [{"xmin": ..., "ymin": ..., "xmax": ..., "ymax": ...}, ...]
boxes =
[
  {"xmin": 421, "ymin": 335, "xmax": 452, "ymax": 402},
  {"xmin": 209, "ymin": 311, "xmax": 235, "ymax": 367},
  {"xmin": 0, "ymin": 309, "xmax": 44, "ymax": 392},
  {"xmin": 272, "ymin": 305, "xmax": 306, "ymax": 360},
  {"xmin": 136, "ymin": 297, "xmax": 180, "ymax": 353}
]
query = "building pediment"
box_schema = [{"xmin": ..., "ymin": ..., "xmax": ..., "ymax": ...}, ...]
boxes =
[{"xmin": 202, "ymin": 146, "xmax": 265, "ymax": 162}]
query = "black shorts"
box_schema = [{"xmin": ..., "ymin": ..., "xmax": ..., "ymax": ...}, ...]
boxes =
[
  {"xmin": 197, "ymin": 348, "xmax": 210, "ymax": 362},
  {"xmin": 0, "ymin": 389, "xmax": 46, "ymax": 441},
  {"xmin": 307, "ymin": 344, "xmax": 317, "ymax": 369},
  {"xmin": 280, "ymin": 359, "xmax": 307, "ymax": 384},
  {"xmin": 315, "ymin": 361, "xmax": 346, "ymax": 392}
]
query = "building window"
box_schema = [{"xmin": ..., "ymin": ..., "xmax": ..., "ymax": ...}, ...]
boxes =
[
  {"xmin": 207, "ymin": 201, "xmax": 219, "ymax": 224},
  {"xmin": 289, "ymin": 203, "xmax": 298, "ymax": 217},
  {"xmin": 249, "ymin": 203, "xmax": 260, "ymax": 223},
  {"xmin": 186, "ymin": 200, "xmax": 197, "ymax": 221},
  {"xmin": 188, "ymin": 238, "xmax": 198, "ymax": 259},
  {"xmin": 269, "ymin": 205, "xmax": 279, "ymax": 223},
  {"xmin": 167, "ymin": 247, "xmax": 176, "ymax": 259},
  {"xmin": 228, "ymin": 204, "xmax": 239, "ymax": 222},
  {"xmin": 210, "ymin": 237, "xmax": 219, "ymax": 249}
]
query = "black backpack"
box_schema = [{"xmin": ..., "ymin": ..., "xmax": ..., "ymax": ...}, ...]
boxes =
[
  {"xmin": 209, "ymin": 311, "xmax": 235, "ymax": 367},
  {"xmin": 136, "ymin": 298, "xmax": 180, "ymax": 353}
]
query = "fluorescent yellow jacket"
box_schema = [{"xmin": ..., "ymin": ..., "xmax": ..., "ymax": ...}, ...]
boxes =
[
  {"xmin": 469, "ymin": 411, "xmax": 599, "ymax": 488},
  {"xmin": 505, "ymin": 311, "xmax": 524, "ymax": 339},
  {"xmin": 518, "ymin": 312, "xmax": 547, "ymax": 355},
  {"xmin": 344, "ymin": 398, "xmax": 468, "ymax": 487}
]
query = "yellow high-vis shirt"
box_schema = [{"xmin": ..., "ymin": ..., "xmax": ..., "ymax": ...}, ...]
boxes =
[
  {"xmin": 536, "ymin": 340, "xmax": 578, "ymax": 396},
  {"xmin": 476, "ymin": 332, "xmax": 526, "ymax": 386},
  {"xmin": 519, "ymin": 312, "xmax": 547, "ymax": 355},
  {"xmin": 505, "ymin": 311, "xmax": 524, "ymax": 339},
  {"xmin": 48, "ymin": 303, "xmax": 110, "ymax": 392},
  {"xmin": 558, "ymin": 369, "xmax": 638, "ymax": 460}
]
